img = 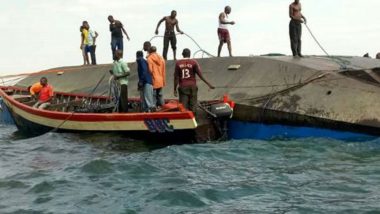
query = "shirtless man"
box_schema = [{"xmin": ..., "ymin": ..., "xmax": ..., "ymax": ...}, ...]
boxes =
[
  {"xmin": 155, "ymin": 10, "xmax": 184, "ymax": 60},
  {"xmin": 217, "ymin": 6, "xmax": 235, "ymax": 57},
  {"xmin": 289, "ymin": 0, "xmax": 307, "ymax": 57}
]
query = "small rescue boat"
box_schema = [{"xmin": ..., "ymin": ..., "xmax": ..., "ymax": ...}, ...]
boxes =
[{"xmin": 0, "ymin": 86, "xmax": 234, "ymax": 142}]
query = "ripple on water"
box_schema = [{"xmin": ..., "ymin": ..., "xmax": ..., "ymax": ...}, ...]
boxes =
[
  {"xmin": 152, "ymin": 190, "xmax": 206, "ymax": 208},
  {"xmin": 81, "ymin": 159, "xmax": 114, "ymax": 174},
  {"xmin": 27, "ymin": 181, "xmax": 55, "ymax": 194},
  {"xmin": 0, "ymin": 180, "xmax": 28, "ymax": 190}
]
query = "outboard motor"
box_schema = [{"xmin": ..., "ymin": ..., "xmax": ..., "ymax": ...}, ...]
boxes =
[
  {"xmin": 209, "ymin": 96, "xmax": 235, "ymax": 141},
  {"xmin": 210, "ymin": 102, "xmax": 233, "ymax": 119}
]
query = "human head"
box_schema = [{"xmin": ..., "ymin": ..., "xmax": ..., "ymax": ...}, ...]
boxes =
[
  {"xmin": 376, "ymin": 53, "xmax": 380, "ymax": 59},
  {"xmin": 182, "ymin": 48, "xmax": 191, "ymax": 58},
  {"xmin": 115, "ymin": 50, "xmax": 123, "ymax": 60},
  {"xmin": 295, "ymin": 0, "xmax": 300, "ymax": 4},
  {"xmin": 149, "ymin": 46, "xmax": 157, "ymax": 54},
  {"xmin": 40, "ymin": 77, "xmax": 48, "ymax": 86},
  {"xmin": 224, "ymin": 6, "xmax": 231, "ymax": 14},
  {"xmin": 363, "ymin": 53, "xmax": 370, "ymax": 58},
  {"xmin": 108, "ymin": 15, "xmax": 114, "ymax": 23},
  {"xmin": 170, "ymin": 10, "xmax": 177, "ymax": 18},
  {"xmin": 82, "ymin": 21, "xmax": 89, "ymax": 29},
  {"xmin": 136, "ymin": 51, "xmax": 144, "ymax": 58},
  {"xmin": 143, "ymin": 41, "xmax": 151, "ymax": 52}
]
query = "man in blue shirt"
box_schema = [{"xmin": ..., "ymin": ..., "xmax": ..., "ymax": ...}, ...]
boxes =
[{"xmin": 136, "ymin": 51, "xmax": 154, "ymax": 112}]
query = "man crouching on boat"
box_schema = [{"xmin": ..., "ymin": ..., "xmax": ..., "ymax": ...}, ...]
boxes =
[{"xmin": 30, "ymin": 77, "xmax": 54, "ymax": 109}]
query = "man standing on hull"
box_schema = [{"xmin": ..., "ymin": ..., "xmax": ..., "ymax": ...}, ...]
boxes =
[
  {"xmin": 217, "ymin": 6, "xmax": 235, "ymax": 57},
  {"xmin": 289, "ymin": 0, "xmax": 307, "ymax": 57},
  {"xmin": 174, "ymin": 48, "xmax": 215, "ymax": 113},
  {"xmin": 155, "ymin": 10, "xmax": 184, "ymax": 60},
  {"xmin": 108, "ymin": 15, "xmax": 130, "ymax": 60}
]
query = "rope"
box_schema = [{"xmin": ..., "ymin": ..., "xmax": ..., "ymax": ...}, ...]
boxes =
[
  {"xmin": 148, "ymin": 32, "xmax": 215, "ymax": 58},
  {"xmin": 304, "ymin": 23, "xmax": 349, "ymax": 70},
  {"xmin": 236, "ymin": 73, "xmax": 327, "ymax": 103},
  {"xmin": 50, "ymin": 71, "xmax": 108, "ymax": 132}
]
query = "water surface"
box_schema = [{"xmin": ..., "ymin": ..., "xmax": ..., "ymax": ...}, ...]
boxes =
[{"xmin": 0, "ymin": 124, "xmax": 379, "ymax": 213}]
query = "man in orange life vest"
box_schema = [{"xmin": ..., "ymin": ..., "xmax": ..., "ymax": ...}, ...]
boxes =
[
  {"xmin": 29, "ymin": 77, "xmax": 54, "ymax": 109},
  {"xmin": 174, "ymin": 48, "xmax": 215, "ymax": 113}
]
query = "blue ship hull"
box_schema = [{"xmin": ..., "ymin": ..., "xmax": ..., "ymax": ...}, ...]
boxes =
[{"xmin": 228, "ymin": 120, "xmax": 376, "ymax": 142}]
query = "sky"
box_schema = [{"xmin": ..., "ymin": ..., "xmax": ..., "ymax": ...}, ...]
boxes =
[{"xmin": 0, "ymin": 0, "xmax": 380, "ymax": 76}]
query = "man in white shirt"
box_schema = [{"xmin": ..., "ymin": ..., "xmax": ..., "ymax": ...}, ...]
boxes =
[{"xmin": 217, "ymin": 6, "xmax": 235, "ymax": 57}]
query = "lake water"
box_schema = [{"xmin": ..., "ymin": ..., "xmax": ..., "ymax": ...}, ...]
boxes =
[{"xmin": 0, "ymin": 124, "xmax": 380, "ymax": 213}]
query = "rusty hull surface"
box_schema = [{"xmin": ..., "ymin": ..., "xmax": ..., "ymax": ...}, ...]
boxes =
[{"xmin": 15, "ymin": 56, "xmax": 380, "ymax": 135}]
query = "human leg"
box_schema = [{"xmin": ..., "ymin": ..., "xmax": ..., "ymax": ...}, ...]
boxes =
[
  {"xmin": 111, "ymin": 38, "xmax": 117, "ymax": 60},
  {"xmin": 119, "ymin": 84, "xmax": 129, "ymax": 112},
  {"xmin": 296, "ymin": 23, "xmax": 302, "ymax": 57},
  {"xmin": 38, "ymin": 102, "xmax": 50, "ymax": 110},
  {"xmin": 90, "ymin": 45, "xmax": 97, "ymax": 65},
  {"xmin": 139, "ymin": 88, "xmax": 146, "ymax": 111},
  {"xmin": 154, "ymin": 88, "xmax": 164, "ymax": 107},
  {"xmin": 170, "ymin": 34, "xmax": 177, "ymax": 60},
  {"xmin": 289, "ymin": 20, "xmax": 298, "ymax": 56},
  {"xmin": 188, "ymin": 86, "xmax": 198, "ymax": 113},
  {"xmin": 178, "ymin": 87, "xmax": 190, "ymax": 110},
  {"xmin": 163, "ymin": 34, "xmax": 170, "ymax": 60},
  {"xmin": 227, "ymin": 40, "xmax": 232, "ymax": 57},
  {"xmin": 217, "ymin": 28, "xmax": 224, "ymax": 57},
  {"xmin": 116, "ymin": 37, "xmax": 124, "ymax": 58},
  {"xmin": 143, "ymin": 84, "xmax": 154, "ymax": 111},
  {"xmin": 33, "ymin": 101, "xmax": 41, "ymax": 109},
  {"xmin": 81, "ymin": 44, "xmax": 88, "ymax": 65}
]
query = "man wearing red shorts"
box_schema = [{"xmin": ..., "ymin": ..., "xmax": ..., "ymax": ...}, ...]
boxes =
[
  {"xmin": 174, "ymin": 48, "xmax": 215, "ymax": 113},
  {"xmin": 217, "ymin": 6, "xmax": 235, "ymax": 57}
]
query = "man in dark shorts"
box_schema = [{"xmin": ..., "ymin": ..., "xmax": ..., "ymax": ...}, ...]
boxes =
[
  {"xmin": 289, "ymin": 0, "xmax": 307, "ymax": 57},
  {"xmin": 217, "ymin": 6, "xmax": 235, "ymax": 57},
  {"xmin": 108, "ymin": 15, "xmax": 130, "ymax": 60},
  {"xmin": 174, "ymin": 48, "xmax": 215, "ymax": 113},
  {"xmin": 155, "ymin": 10, "xmax": 184, "ymax": 60}
]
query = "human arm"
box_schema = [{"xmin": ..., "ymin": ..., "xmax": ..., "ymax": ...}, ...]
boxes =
[
  {"xmin": 301, "ymin": 14, "xmax": 307, "ymax": 24},
  {"xmin": 219, "ymin": 13, "xmax": 235, "ymax": 25},
  {"xmin": 121, "ymin": 27, "xmax": 130, "ymax": 41},
  {"xmin": 175, "ymin": 20, "xmax": 184, "ymax": 34},
  {"xmin": 155, "ymin": 17, "xmax": 166, "ymax": 35},
  {"xmin": 173, "ymin": 65, "xmax": 179, "ymax": 97},
  {"xmin": 30, "ymin": 83, "xmax": 41, "ymax": 99},
  {"xmin": 80, "ymin": 31, "xmax": 84, "ymax": 49},
  {"xmin": 93, "ymin": 31, "xmax": 99, "ymax": 45},
  {"xmin": 113, "ymin": 62, "xmax": 130, "ymax": 79},
  {"xmin": 195, "ymin": 63, "xmax": 215, "ymax": 89},
  {"xmin": 120, "ymin": 62, "xmax": 130, "ymax": 78},
  {"xmin": 162, "ymin": 58, "xmax": 166, "ymax": 86}
]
